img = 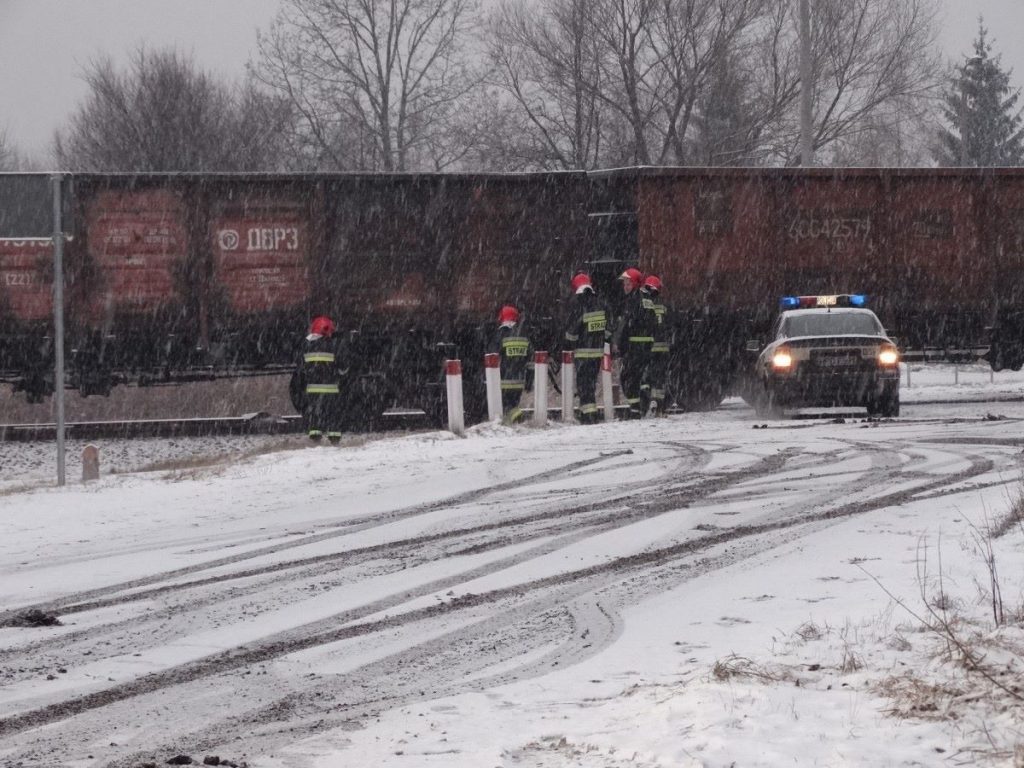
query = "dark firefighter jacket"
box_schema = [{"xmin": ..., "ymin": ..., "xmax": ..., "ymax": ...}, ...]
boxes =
[
  {"xmin": 289, "ymin": 334, "xmax": 347, "ymax": 411},
  {"xmin": 564, "ymin": 291, "xmax": 610, "ymax": 360},
  {"xmin": 489, "ymin": 323, "xmax": 533, "ymax": 391},
  {"xmin": 649, "ymin": 294, "xmax": 670, "ymax": 355},
  {"xmin": 614, "ymin": 288, "xmax": 658, "ymax": 354}
]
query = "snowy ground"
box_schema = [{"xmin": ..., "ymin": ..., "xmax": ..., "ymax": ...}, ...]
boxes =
[{"xmin": 1, "ymin": 363, "xmax": 1023, "ymax": 767}]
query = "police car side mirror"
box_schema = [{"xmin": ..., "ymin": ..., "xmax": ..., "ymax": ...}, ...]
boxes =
[{"xmin": 745, "ymin": 339, "xmax": 761, "ymax": 352}]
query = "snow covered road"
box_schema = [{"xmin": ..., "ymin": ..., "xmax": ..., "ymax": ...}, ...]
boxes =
[{"xmin": 2, "ymin": 384, "xmax": 1024, "ymax": 766}]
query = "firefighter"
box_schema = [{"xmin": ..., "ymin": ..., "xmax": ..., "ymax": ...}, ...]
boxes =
[
  {"xmin": 614, "ymin": 267, "xmax": 656, "ymax": 418},
  {"xmin": 564, "ymin": 272, "xmax": 609, "ymax": 424},
  {"xmin": 290, "ymin": 315, "xmax": 345, "ymax": 442},
  {"xmin": 643, "ymin": 274, "xmax": 670, "ymax": 415},
  {"xmin": 489, "ymin": 304, "xmax": 532, "ymax": 424}
]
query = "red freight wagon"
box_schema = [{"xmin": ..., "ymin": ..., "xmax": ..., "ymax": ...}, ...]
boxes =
[
  {"xmin": 2, "ymin": 169, "xmax": 1023, "ymax": 421},
  {"xmin": 599, "ymin": 168, "xmax": 1024, "ymax": 408}
]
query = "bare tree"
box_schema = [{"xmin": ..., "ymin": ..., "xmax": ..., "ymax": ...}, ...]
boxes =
[
  {"xmin": 0, "ymin": 128, "xmax": 16, "ymax": 170},
  {"xmin": 690, "ymin": 51, "xmax": 765, "ymax": 164},
  {"xmin": 488, "ymin": 0, "xmax": 940, "ymax": 169},
  {"xmin": 650, "ymin": 0, "xmax": 767, "ymax": 164},
  {"xmin": 588, "ymin": 0, "xmax": 662, "ymax": 165},
  {"xmin": 749, "ymin": 0, "xmax": 941, "ymax": 164},
  {"xmin": 54, "ymin": 48, "xmax": 294, "ymax": 172},
  {"xmin": 252, "ymin": 0, "xmax": 481, "ymax": 172},
  {"xmin": 487, "ymin": 0, "xmax": 607, "ymax": 169}
]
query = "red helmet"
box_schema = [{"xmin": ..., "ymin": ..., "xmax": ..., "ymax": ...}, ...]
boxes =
[
  {"xmin": 309, "ymin": 315, "xmax": 335, "ymax": 337},
  {"xmin": 497, "ymin": 305, "xmax": 520, "ymax": 325},
  {"xmin": 618, "ymin": 267, "xmax": 644, "ymax": 288},
  {"xmin": 571, "ymin": 272, "xmax": 593, "ymax": 294},
  {"xmin": 642, "ymin": 274, "xmax": 662, "ymax": 293}
]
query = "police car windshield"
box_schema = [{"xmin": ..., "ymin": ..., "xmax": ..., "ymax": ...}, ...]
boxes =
[{"xmin": 781, "ymin": 312, "xmax": 882, "ymax": 338}]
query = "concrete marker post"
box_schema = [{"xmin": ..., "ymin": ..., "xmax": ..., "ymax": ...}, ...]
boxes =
[
  {"xmin": 82, "ymin": 444, "xmax": 100, "ymax": 482},
  {"xmin": 445, "ymin": 359, "xmax": 465, "ymax": 436},
  {"xmin": 561, "ymin": 350, "xmax": 575, "ymax": 423},
  {"xmin": 601, "ymin": 343, "xmax": 615, "ymax": 422},
  {"xmin": 533, "ymin": 351, "xmax": 549, "ymax": 426},
  {"xmin": 484, "ymin": 352, "xmax": 502, "ymax": 423}
]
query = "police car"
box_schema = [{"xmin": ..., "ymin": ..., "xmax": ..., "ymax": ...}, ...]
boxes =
[{"xmin": 750, "ymin": 294, "xmax": 900, "ymax": 418}]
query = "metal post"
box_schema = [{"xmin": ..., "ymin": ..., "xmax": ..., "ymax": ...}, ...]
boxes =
[
  {"xmin": 799, "ymin": 0, "xmax": 814, "ymax": 166},
  {"xmin": 52, "ymin": 174, "xmax": 66, "ymax": 487}
]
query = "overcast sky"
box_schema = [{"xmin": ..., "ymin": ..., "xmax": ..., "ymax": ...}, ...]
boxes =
[{"xmin": 1, "ymin": 0, "xmax": 1022, "ymax": 162}]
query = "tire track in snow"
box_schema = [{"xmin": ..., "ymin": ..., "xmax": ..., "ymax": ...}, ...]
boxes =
[
  {"xmin": 0, "ymin": 449, "xmax": 644, "ymax": 626},
  {"xmin": 131, "ymin": 441, "xmax": 1009, "ymax": 761},
  {"xmin": 0, "ymin": 436, "xmax": 1008, "ymax": 763}
]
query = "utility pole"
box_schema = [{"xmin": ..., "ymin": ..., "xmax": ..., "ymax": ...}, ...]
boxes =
[
  {"xmin": 51, "ymin": 174, "xmax": 66, "ymax": 486},
  {"xmin": 799, "ymin": 0, "xmax": 814, "ymax": 166}
]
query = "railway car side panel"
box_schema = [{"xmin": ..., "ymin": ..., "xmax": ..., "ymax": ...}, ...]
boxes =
[
  {"xmin": 68, "ymin": 183, "xmax": 195, "ymax": 393},
  {"xmin": 206, "ymin": 181, "xmax": 314, "ymax": 367},
  {"xmin": 324, "ymin": 177, "xmax": 453, "ymax": 323},
  {"xmin": 0, "ymin": 239, "xmax": 54, "ymax": 398},
  {"xmin": 989, "ymin": 175, "xmax": 1024, "ymax": 369},
  {"xmin": 80, "ymin": 187, "xmax": 188, "ymax": 320},
  {"xmin": 883, "ymin": 174, "xmax": 988, "ymax": 352},
  {"xmin": 211, "ymin": 202, "xmax": 310, "ymax": 313},
  {"xmin": 0, "ymin": 239, "xmax": 53, "ymax": 322},
  {"xmin": 454, "ymin": 174, "xmax": 585, "ymax": 323},
  {"xmin": 636, "ymin": 172, "xmax": 779, "ymax": 408}
]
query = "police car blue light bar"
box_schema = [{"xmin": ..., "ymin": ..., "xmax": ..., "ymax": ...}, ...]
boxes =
[{"xmin": 780, "ymin": 294, "xmax": 869, "ymax": 309}]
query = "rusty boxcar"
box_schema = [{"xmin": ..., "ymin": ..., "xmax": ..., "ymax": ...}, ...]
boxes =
[{"xmin": 1, "ymin": 169, "xmax": 1022, "ymax": 420}]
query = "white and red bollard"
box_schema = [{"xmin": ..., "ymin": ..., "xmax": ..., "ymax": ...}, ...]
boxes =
[
  {"xmin": 561, "ymin": 350, "xmax": 575, "ymax": 423},
  {"xmin": 445, "ymin": 358, "xmax": 465, "ymax": 435},
  {"xmin": 533, "ymin": 351, "xmax": 549, "ymax": 426},
  {"xmin": 601, "ymin": 344, "xmax": 615, "ymax": 422},
  {"xmin": 484, "ymin": 352, "xmax": 502, "ymax": 422}
]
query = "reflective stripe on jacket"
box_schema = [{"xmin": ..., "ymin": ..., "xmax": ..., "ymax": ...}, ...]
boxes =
[
  {"xmin": 304, "ymin": 352, "xmax": 335, "ymax": 363},
  {"xmin": 565, "ymin": 292, "xmax": 610, "ymax": 357},
  {"xmin": 489, "ymin": 323, "xmax": 533, "ymax": 385},
  {"xmin": 615, "ymin": 289, "xmax": 658, "ymax": 352}
]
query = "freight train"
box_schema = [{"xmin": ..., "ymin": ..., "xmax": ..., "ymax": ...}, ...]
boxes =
[{"xmin": 1, "ymin": 169, "xmax": 1022, "ymax": 424}]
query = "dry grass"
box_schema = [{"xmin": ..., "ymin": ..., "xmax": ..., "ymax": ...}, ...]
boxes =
[
  {"xmin": 126, "ymin": 433, "xmax": 378, "ymax": 480},
  {"xmin": 993, "ymin": 481, "xmax": 1024, "ymax": 539},
  {"xmin": 712, "ymin": 654, "xmax": 790, "ymax": 683},
  {"xmin": 875, "ymin": 676, "xmax": 962, "ymax": 720},
  {"xmin": 794, "ymin": 621, "xmax": 823, "ymax": 642}
]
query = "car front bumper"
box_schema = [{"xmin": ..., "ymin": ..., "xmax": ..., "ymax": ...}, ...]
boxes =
[{"xmin": 768, "ymin": 367, "xmax": 899, "ymax": 407}]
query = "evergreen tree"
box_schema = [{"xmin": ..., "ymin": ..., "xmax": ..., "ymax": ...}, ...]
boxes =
[{"xmin": 936, "ymin": 22, "xmax": 1024, "ymax": 167}]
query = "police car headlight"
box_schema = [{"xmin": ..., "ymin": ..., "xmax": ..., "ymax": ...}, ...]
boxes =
[
  {"xmin": 771, "ymin": 349, "xmax": 793, "ymax": 370},
  {"xmin": 878, "ymin": 347, "xmax": 899, "ymax": 366}
]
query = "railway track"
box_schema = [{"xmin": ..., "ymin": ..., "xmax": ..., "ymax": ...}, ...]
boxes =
[{"xmin": 3, "ymin": 389, "xmax": 1023, "ymax": 442}]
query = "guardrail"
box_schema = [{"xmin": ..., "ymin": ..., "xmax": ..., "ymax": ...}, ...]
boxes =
[{"xmin": 900, "ymin": 347, "xmax": 989, "ymax": 364}]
